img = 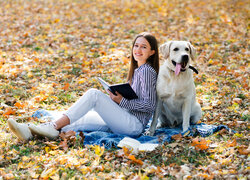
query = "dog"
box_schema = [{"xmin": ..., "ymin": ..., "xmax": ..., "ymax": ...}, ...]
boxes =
[{"xmin": 147, "ymin": 41, "xmax": 202, "ymax": 136}]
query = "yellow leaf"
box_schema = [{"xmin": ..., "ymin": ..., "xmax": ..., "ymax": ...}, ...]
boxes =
[
  {"xmin": 22, "ymin": 156, "xmax": 30, "ymax": 161},
  {"xmin": 111, "ymin": 42, "xmax": 117, "ymax": 47},
  {"xmin": 29, "ymin": 170, "xmax": 39, "ymax": 179},
  {"xmin": 41, "ymin": 168, "xmax": 57, "ymax": 178},
  {"xmin": 94, "ymin": 145, "xmax": 105, "ymax": 157},
  {"xmin": 50, "ymin": 174, "xmax": 60, "ymax": 180},
  {"xmin": 49, "ymin": 151, "xmax": 59, "ymax": 156},
  {"xmin": 54, "ymin": 19, "xmax": 60, "ymax": 23},
  {"xmin": 202, "ymin": 106, "xmax": 213, "ymax": 110},
  {"xmin": 217, "ymin": 146, "xmax": 225, "ymax": 153},
  {"xmin": 233, "ymin": 133, "xmax": 243, "ymax": 138},
  {"xmin": 78, "ymin": 79, "xmax": 85, "ymax": 84},
  {"xmin": 45, "ymin": 146, "xmax": 50, "ymax": 153}
]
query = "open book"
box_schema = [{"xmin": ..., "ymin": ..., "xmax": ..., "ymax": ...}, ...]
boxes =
[
  {"xmin": 97, "ymin": 77, "xmax": 138, "ymax": 100},
  {"xmin": 117, "ymin": 137, "xmax": 159, "ymax": 154}
]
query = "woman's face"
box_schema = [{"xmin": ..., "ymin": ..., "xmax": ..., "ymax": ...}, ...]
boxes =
[{"xmin": 133, "ymin": 37, "xmax": 155, "ymax": 66}]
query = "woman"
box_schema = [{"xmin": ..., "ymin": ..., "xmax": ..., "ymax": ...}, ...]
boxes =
[{"xmin": 8, "ymin": 32, "xmax": 159, "ymax": 141}]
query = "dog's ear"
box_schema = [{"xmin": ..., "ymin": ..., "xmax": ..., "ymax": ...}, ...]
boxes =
[
  {"xmin": 188, "ymin": 42, "xmax": 196, "ymax": 60},
  {"xmin": 160, "ymin": 41, "xmax": 172, "ymax": 59}
]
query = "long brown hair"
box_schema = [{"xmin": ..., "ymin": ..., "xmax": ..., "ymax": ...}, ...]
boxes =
[{"xmin": 127, "ymin": 32, "xmax": 159, "ymax": 83}]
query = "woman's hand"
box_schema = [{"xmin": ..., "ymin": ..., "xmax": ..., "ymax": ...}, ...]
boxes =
[{"xmin": 108, "ymin": 90, "xmax": 123, "ymax": 104}]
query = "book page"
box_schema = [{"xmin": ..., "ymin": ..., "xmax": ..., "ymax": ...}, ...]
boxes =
[
  {"xmin": 138, "ymin": 143, "xmax": 159, "ymax": 152},
  {"xmin": 117, "ymin": 137, "xmax": 159, "ymax": 153},
  {"xmin": 97, "ymin": 77, "xmax": 110, "ymax": 90},
  {"xmin": 117, "ymin": 137, "xmax": 141, "ymax": 153}
]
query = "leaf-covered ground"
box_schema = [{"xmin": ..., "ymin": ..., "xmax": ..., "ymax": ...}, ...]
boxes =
[{"xmin": 0, "ymin": 0, "xmax": 249, "ymax": 179}]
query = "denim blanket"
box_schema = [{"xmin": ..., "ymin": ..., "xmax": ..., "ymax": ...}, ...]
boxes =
[{"xmin": 32, "ymin": 109, "xmax": 233, "ymax": 149}]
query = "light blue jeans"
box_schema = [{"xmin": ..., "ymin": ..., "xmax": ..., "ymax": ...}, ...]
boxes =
[{"xmin": 62, "ymin": 88, "xmax": 143, "ymax": 136}]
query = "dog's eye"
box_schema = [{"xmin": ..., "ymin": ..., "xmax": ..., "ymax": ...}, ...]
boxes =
[
  {"xmin": 173, "ymin": 48, "xmax": 179, "ymax": 51},
  {"xmin": 185, "ymin": 48, "xmax": 189, "ymax": 51}
]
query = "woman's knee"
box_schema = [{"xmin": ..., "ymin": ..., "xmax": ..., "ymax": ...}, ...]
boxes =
[
  {"xmin": 85, "ymin": 88, "xmax": 101, "ymax": 97},
  {"xmin": 84, "ymin": 88, "xmax": 107, "ymax": 103}
]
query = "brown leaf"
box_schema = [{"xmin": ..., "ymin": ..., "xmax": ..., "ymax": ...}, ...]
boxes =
[
  {"xmin": 64, "ymin": 130, "xmax": 76, "ymax": 139},
  {"xmin": 79, "ymin": 131, "xmax": 85, "ymax": 145},
  {"xmin": 171, "ymin": 133, "xmax": 183, "ymax": 141},
  {"xmin": 226, "ymin": 139, "xmax": 237, "ymax": 147},
  {"xmin": 238, "ymin": 145, "xmax": 250, "ymax": 155},
  {"xmin": 59, "ymin": 139, "xmax": 68, "ymax": 151},
  {"xmin": 59, "ymin": 130, "xmax": 76, "ymax": 140},
  {"xmin": 218, "ymin": 128, "xmax": 228, "ymax": 135}
]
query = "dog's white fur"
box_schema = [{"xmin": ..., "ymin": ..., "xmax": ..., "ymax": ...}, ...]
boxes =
[{"xmin": 147, "ymin": 41, "xmax": 202, "ymax": 135}]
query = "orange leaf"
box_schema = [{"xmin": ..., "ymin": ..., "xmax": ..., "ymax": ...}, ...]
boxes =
[
  {"xmin": 226, "ymin": 139, "xmax": 237, "ymax": 147},
  {"xmin": 34, "ymin": 58, "xmax": 39, "ymax": 63},
  {"xmin": 62, "ymin": 83, "xmax": 70, "ymax": 91},
  {"xmin": 3, "ymin": 108, "xmax": 16, "ymax": 117},
  {"xmin": 128, "ymin": 155, "xmax": 143, "ymax": 165},
  {"xmin": 14, "ymin": 102, "xmax": 24, "ymax": 109},
  {"xmin": 122, "ymin": 147, "xmax": 131, "ymax": 156},
  {"xmin": 219, "ymin": 66, "xmax": 227, "ymax": 72},
  {"xmin": 191, "ymin": 138, "xmax": 210, "ymax": 151}
]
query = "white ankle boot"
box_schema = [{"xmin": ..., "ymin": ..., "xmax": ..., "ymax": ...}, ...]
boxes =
[
  {"xmin": 29, "ymin": 122, "xmax": 59, "ymax": 139},
  {"xmin": 7, "ymin": 119, "xmax": 33, "ymax": 141}
]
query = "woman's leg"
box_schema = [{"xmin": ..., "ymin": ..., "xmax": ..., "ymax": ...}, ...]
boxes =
[
  {"xmin": 30, "ymin": 88, "xmax": 143, "ymax": 137},
  {"xmin": 64, "ymin": 88, "xmax": 143, "ymax": 136},
  {"xmin": 61, "ymin": 110, "xmax": 110, "ymax": 132}
]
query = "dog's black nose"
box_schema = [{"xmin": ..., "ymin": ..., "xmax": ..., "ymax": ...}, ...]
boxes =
[{"xmin": 181, "ymin": 55, "xmax": 189, "ymax": 63}]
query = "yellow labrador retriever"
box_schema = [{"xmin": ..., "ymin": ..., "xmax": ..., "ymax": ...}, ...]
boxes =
[{"xmin": 147, "ymin": 41, "xmax": 202, "ymax": 135}]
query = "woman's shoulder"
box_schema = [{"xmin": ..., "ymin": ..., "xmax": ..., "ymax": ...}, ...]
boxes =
[
  {"xmin": 138, "ymin": 63, "xmax": 157, "ymax": 75},
  {"xmin": 136, "ymin": 63, "xmax": 157, "ymax": 80}
]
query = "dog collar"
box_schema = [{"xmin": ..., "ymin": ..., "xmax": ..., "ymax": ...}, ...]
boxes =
[{"xmin": 189, "ymin": 65, "xmax": 199, "ymax": 74}]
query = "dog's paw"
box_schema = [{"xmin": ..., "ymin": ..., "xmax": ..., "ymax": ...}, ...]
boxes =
[
  {"xmin": 182, "ymin": 126, "xmax": 189, "ymax": 133},
  {"xmin": 144, "ymin": 130, "xmax": 155, "ymax": 136}
]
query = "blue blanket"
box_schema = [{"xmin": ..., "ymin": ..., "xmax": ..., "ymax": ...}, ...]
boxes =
[{"xmin": 32, "ymin": 109, "xmax": 233, "ymax": 149}]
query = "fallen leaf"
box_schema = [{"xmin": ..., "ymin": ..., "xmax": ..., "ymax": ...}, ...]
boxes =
[
  {"xmin": 62, "ymin": 83, "xmax": 70, "ymax": 91},
  {"xmin": 59, "ymin": 139, "xmax": 68, "ymax": 151},
  {"xmin": 171, "ymin": 133, "xmax": 182, "ymax": 140},
  {"xmin": 3, "ymin": 108, "xmax": 16, "ymax": 117},
  {"xmin": 128, "ymin": 154, "xmax": 143, "ymax": 165},
  {"xmin": 191, "ymin": 138, "xmax": 210, "ymax": 151},
  {"xmin": 226, "ymin": 139, "xmax": 237, "ymax": 147},
  {"xmin": 238, "ymin": 145, "xmax": 250, "ymax": 155}
]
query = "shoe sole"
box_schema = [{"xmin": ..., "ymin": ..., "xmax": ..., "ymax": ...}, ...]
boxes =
[{"xmin": 7, "ymin": 119, "xmax": 30, "ymax": 141}]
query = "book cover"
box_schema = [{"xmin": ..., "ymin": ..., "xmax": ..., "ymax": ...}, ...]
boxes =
[{"xmin": 97, "ymin": 77, "xmax": 138, "ymax": 100}]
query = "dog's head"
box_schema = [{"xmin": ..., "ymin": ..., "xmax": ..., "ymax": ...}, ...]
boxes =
[{"xmin": 160, "ymin": 41, "xmax": 196, "ymax": 76}]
